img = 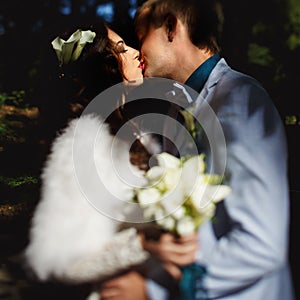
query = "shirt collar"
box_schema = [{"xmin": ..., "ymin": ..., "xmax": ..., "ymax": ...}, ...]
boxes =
[{"xmin": 185, "ymin": 54, "xmax": 221, "ymax": 93}]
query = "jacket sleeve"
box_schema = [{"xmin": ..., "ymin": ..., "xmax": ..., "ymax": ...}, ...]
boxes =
[
  {"xmin": 196, "ymin": 78, "xmax": 290, "ymax": 298},
  {"xmin": 146, "ymin": 280, "xmax": 169, "ymax": 300}
]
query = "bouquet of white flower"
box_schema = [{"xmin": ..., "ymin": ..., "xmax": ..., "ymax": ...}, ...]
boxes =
[
  {"xmin": 133, "ymin": 152, "xmax": 232, "ymax": 236},
  {"xmin": 133, "ymin": 152, "xmax": 232, "ymax": 300}
]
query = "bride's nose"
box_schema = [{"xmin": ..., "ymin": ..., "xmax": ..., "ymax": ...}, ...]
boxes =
[{"xmin": 130, "ymin": 47, "xmax": 140, "ymax": 60}]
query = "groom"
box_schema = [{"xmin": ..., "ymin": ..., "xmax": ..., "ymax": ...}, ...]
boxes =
[{"xmin": 100, "ymin": 0, "xmax": 295, "ymax": 299}]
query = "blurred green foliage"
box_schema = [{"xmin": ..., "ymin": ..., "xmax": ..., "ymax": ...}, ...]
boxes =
[
  {"xmin": 0, "ymin": 90, "xmax": 26, "ymax": 106},
  {"xmin": 287, "ymin": 0, "xmax": 300, "ymax": 50},
  {"xmin": 0, "ymin": 175, "xmax": 38, "ymax": 188},
  {"xmin": 248, "ymin": 43, "xmax": 273, "ymax": 66},
  {"xmin": 0, "ymin": 90, "xmax": 27, "ymax": 141},
  {"xmin": 285, "ymin": 115, "xmax": 298, "ymax": 125}
]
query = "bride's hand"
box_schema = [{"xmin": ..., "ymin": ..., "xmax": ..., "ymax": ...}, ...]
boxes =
[
  {"xmin": 99, "ymin": 271, "xmax": 147, "ymax": 300},
  {"xmin": 142, "ymin": 232, "xmax": 199, "ymax": 266}
]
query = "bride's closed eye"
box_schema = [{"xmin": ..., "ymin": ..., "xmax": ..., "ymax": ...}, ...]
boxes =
[{"xmin": 115, "ymin": 41, "xmax": 128, "ymax": 53}]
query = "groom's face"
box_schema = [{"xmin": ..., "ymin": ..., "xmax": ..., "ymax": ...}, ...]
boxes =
[{"xmin": 138, "ymin": 25, "xmax": 176, "ymax": 79}]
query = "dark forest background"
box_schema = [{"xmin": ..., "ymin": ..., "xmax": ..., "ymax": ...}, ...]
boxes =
[{"xmin": 0, "ymin": 0, "xmax": 299, "ymax": 299}]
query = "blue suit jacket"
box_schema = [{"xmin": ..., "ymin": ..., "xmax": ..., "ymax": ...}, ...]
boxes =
[{"xmin": 147, "ymin": 59, "xmax": 295, "ymax": 299}]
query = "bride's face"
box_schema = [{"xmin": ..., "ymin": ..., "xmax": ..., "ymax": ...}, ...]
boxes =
[{"xmin": 108, "ymin": 29, "xmax": 143, "ymax": 84}]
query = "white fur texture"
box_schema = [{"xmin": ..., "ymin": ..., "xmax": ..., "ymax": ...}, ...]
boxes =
[{"xmin": 25, "ymin": 114, "xmax": 152, "ymax": 282}]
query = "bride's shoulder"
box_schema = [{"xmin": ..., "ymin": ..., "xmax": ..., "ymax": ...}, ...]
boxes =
[
  {"xmin": 48, "ymin": 114, "xmax": 111, "ymax": 155},
  {"xmin": 58, "ymin": 114, "xmax": 110, "ymax": 140}
]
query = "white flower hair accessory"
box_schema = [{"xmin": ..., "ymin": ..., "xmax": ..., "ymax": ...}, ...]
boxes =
[{"xmin": 51, "ymin": 29, "xmax": 96, "ymax": 66}]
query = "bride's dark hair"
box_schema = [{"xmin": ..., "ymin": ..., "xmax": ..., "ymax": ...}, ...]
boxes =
[
  {"xmin": 57, "ymin": 22, "xmax": 124, "ymax": 101},
  {"xmin": 36, "ymin": 19, "xmax": 157, "ymax": 171},
  {"xmin": 37, "ymin": 20, "xmax": 126, "ymax": 145}
]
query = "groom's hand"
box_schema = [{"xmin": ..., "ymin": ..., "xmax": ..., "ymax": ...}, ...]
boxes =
[
  {"xmin": 99, "ymin": 271, "xmax": 148, "ymax": 300},
  {"xmin": 144, "ymin": 232, "xmax": 199, "ymax": 266}
]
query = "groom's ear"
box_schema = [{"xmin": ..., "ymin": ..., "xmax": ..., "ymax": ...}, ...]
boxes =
[{"xmin": 165, "ymin": 14, "xmax": 177, "ymax": 42}]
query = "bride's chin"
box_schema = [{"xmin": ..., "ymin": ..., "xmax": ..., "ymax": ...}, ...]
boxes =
[{"xmin": 124, "ymin": 77, "xmax": 144, "ymax": 87}]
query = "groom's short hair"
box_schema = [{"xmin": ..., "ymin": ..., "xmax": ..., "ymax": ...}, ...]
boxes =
[{"xmin": 134, "ymin": 0, "xmax": 222, "ymax": 54}]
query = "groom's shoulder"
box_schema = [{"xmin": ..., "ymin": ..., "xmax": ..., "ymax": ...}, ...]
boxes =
[{"xmin": 216, "ymin": 58, "xmax": 263, "ymax": 89}]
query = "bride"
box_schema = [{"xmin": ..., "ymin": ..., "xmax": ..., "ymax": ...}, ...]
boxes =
[{"xmin": 24, "ymin": 20, "xmax": 161, "ymax": 285}]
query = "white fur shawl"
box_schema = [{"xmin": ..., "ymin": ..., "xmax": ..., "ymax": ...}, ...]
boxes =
[{"xmin": 25, "ymin": 114, "xmax": 159, "ymax": 283}]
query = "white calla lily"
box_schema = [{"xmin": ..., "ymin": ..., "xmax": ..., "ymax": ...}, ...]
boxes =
[
  {"xmin": 161, "ymin": 188, "xmax": 185, "ymax": 215},
  {"xmin": 137, "ymin": 187, "xmax": 161, "ymax": 207},
  {"xmin": 162, "ymin": 168, "xmax": 181, "ymax": 191},
  {"xmin": 183, "ymin": 154, "xmax": 206, "ymax": 174},
  {"xmin": 156, "ymin": 152, "xmax": 181, "ymax": 169},
  {"xmin": 189, "ymin": 183, "xmax": 209, "ymax": 210},
  {"xmin": 51, "ymin": 29, "xmax": 96, "ymax": 65},
  {"xmin": 51, "ymin": 37, "xmax": 64, "ymax": 64},
  {"xmin": 157, "ymin": 216, "xmax": 175, "ymax": 231},
  {"xmin": 72, "ymin": 29, "xmax": 96, "ymax": 61},
  {"xmin": 199, "ymin": 202, "xmax": 216, "ymax": 219},
  {"xmin": 184, "ymin": 174, "xmax": 204, "ymax": 197},
  {"xmin": 61, "ymin": 29, "xmax": 82, "ymax": 64},
  {"xmin": 143, "ymin": 205, "xmax": 159, "ymax": 220},
  {"xmin": 145, "ymin": 165, "xmax": 165, "ymax": 183},
  {"xmin": 154, "ymin": 206, "xmax": 167, "ymax": 221},
  {"xmin": 190, "ymin": 183, "xmax": 231, "ymax": 211},
  {"xmin": 210, "ymin": 185, "xmax": 232, "ymax": 203},
  {"xmin": 177, "ymin": 216, "xmax": 195, "ymax": 236},
  {"xmin": 143, "ymin": 205, "xmax": 157, "ymax": 221},
  {"xmin": 171, "ymin": 206, "xmax": 186, "ymax": 220},
  {"xmin": 181, "ymin": 155, "xmax": 206, "ymax": 193}
]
